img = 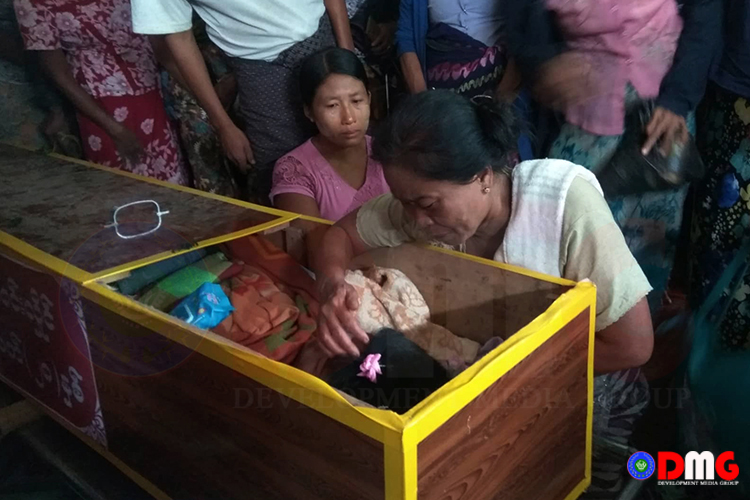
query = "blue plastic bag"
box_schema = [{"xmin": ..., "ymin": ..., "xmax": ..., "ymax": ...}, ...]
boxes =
[{"xmin": 170, "ymin": 283, "xmax": 234, "ymax": 329}]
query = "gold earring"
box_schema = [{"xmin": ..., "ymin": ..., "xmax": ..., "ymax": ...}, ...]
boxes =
[{"xmin": 482, "ymin": 186, "xmax": 490, "ymax": 194}]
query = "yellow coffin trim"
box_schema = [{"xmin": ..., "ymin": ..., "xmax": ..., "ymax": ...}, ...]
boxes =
[
  {"xmin": 0, "ymin": 230, "xmax": 92, "ymax": 283},
  {"xmin": 565, "ymin": 477, "xmax": 592, "ymax": 500},
  {"xmin": 585, "ymin": 295, "xmax": 596, "ymax": 484},
  {"xmin": 425, "ymin": 244, "xmax": 576, "ymax": 287},
  {"xmin": 384, "ymin": 431, "xmax": 418, "ymax": 500}
]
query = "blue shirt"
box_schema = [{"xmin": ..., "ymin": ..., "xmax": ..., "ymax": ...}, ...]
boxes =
[{"xmin": 428, "ymin": 0, "xmax": 504, "ymax": 48}]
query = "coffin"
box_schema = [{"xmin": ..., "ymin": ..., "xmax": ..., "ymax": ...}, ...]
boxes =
[{"xmin": 0, "ymin": 145, "xmax": 595, "ymax": 500}]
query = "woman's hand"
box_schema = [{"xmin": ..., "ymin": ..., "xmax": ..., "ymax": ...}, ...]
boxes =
[
  {"xmin": 110, "ymin": 124, "xmax": 145, "ymax": 167},
  {"xmin": 642, "ymin": 106, "xmax": 688, "ymax": 156},
  {"xmin": 368, "ymin": 21, "xmax": 397, "ymax": 56},
  {"xmin": 317, "ymin": 278, "xmax": 369, "ymax": 358},
  {"xmin": 218, "ymin": 123, "xmax": 255, "ymax": 172}
]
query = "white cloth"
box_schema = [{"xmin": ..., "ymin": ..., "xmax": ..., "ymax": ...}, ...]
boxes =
[
  {"xmin": 130, "ymin": 0, "xmax": 326, "ymax": 62},
  {"xmin": 497, "ymin": 159, "xmax": 603, "ymax": 278}
]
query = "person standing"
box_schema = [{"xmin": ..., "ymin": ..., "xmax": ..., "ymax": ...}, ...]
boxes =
[
  {"xmin": 690, "ymin": 0, "xmax": 750, "ymax": 351},
  {"xmin": 396, "ymin": 0, "xmax": 507, "ymax": 98},
  {"xmin": 1, "ymin": 0, "xmax": 80, "ymax": 156},
  {"xmin": 503, "ymin": 0, "xmax": 721, "ymax": 315},
  {"xmin": 131, "ymin": 0, "xmax": 354, "ymax": 203},
  {"xmin": 14, "ymin": 0, "xmax": 188, "ymax": 184}
]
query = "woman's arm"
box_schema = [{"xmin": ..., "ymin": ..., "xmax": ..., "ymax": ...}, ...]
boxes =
[
  {"xmin": 395, "ymin": 0, "xmax": 427, "ymax": 93},
  {"xmin": 644, "ymin": 0, "xmax": 724, "ymax": 155},
  {"xmin": 496, "ymin": 58, "xmax": 523, "ymax": 102},
  {"xmin": 310, "ymin": 210, "xmax": 372, "ymax": 357},
  {"xmin": 162, "ymin": 30, "xmax": 254, "ymax": 169},
  {"xmin": 325, "ymin": 0, "xmax": 355, "ymax": 51},
  {"xmin": 595, "ymin": 298, "xmax": 654, "ymax": 373},
  {"xmin": 561, "ymin": 178, "xmax": 655, "ymax": 373},
  {"xmin": 400, "ymin": 52, "xmax": 428, "ymax": 93},
  {"xmin": 275, "ymin": 193, "xmax": 322, "ymax": 219},
  {"xmin": 148, "ymin": 35, "xmax": 189, "ymax": 90},
  {"xmin": 310, "ymin": 195, "xmax": 417, "ymax": 356},
  {"xmin": 311, "ymin": 210, "xmax": 371, "ymax": 294},
  {"xmin": 37, "ymin": 49, "xmax": 144, "ymax": 165}
]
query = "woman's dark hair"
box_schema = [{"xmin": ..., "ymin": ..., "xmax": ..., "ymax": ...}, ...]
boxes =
[
  {"xmin": 299, "ymin": 47, "xmax": 369, "ymax": 107},
  {"xmin": 372, "ymin": 91, "xmax": 520, "ymax": 183},
  {"xmin": 326, "ymin": 328, "xmax": 449, "ymax": 414}
]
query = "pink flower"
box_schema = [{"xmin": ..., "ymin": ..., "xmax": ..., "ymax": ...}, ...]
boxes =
[
  {"xmin": 152, "ymin": 157, "xmax": 166, "ymax": 172},
  {"xmin": 80, "ymin": 3, "xmax": 100, "ymax": 19},
  {"xmin": 14, "ymin": 0, "xmax": 38, "ymax": 28},
  {"xmin": 130, "ymin": 163, "xmax": 150, "ymax": 176},
  {"xmin": 113, "ymin": 107, "xmax": 129, "ymax": 123},
  {"xmin": 113, "ymin": 30, "xmax": 132, "ymax": 48},
  {"xmin": 103, "ymin": 73, "xmax": 129, "ymax": 94},
  {"xmin": 357, "ymin": 354, "xmax": 382, "ymax": 383},
  {"xmin": 55, "ymin": 12, "xmax": 80, "ymax": 32},
  {"xmin": 110, "ymin": 3, "xmax": 132, "ymax": 28},
  {"xmin": 85, "ymin": 52, "xmax": 106, "ymax": 72},
  {"xmin": 140, "ymin": 119, "xmax": 154, "ymax": 135},
  {"xmin": 88, "ymin": 135, "xmax": 102, "ymax": 152},
  {"xmin": 28, "ymin": 23, "xmax": 54, "ymax": 46}
]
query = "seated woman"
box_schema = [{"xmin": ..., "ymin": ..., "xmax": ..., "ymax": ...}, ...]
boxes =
[
  {"xmin": 311, "ymin": 91, "xmax": 654, "ymax": 498},
  {"xmin": 270, "ymin": 48, "xmax": 389, "ymax": 223}
]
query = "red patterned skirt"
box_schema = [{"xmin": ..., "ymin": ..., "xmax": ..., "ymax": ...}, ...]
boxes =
[{"xmin": 77, "ymin": 89, "xmax": 189, "ymax": 185}]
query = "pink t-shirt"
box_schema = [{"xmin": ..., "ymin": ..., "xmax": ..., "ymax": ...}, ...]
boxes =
[{"xmin": 270, "ymin": 137, "xmax": 390, "ymax": 221}]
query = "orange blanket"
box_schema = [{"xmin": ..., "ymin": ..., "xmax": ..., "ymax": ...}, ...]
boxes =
[{"xmin": 214, "ymin": 236, "xmax": 319, "ymax": 365}]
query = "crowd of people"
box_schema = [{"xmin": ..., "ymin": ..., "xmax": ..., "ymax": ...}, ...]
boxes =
[{"xmin": 2, "ymin": 0, "xmax": 749, "ymax": 498}]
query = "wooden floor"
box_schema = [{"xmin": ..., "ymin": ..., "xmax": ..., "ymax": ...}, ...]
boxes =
[{"xmin": 0, "ymin": 384, "xmax": 153, "ymax": 500}]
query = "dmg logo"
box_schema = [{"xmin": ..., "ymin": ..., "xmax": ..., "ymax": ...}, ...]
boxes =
[{"xmin": 658, "ymin": 451, "xmax": 740, "ymax": 486}]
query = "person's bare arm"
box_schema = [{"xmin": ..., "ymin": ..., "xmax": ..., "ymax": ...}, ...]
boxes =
[
  {"xmin": 324, "ymin": 0, "xmax": 355, "ymax": 51},
  {"xmin": 162, "ymin": 30, "xmax": 254, "ymax": 169},
  {"xmin": 496, "ymin": 58, "xmax": 523, "ymax": 102},
  {"xmin": 275, "ymin": 193, "xmax": 323, "ymax": 219},
  {"xmin": 400, "ymin": 52, "xmax": 428, "ymax": 94},
  {"xmin": 148, "ymin": 35, "xmax": 189, "ymax": 89},
  {"xmin": 310, "ymin": 210, "xmax": 371, "ymax": 357},
  {"xmin": 595, "ymin": 298, "xmax": 654, "ymax": 373},
  {"xmin": 38, "ymin": 49, "xmax": 144, "ymax": 165},
  {"xmin": 311, "ymin": 210, "xmax": 370, "ymax": 291}
]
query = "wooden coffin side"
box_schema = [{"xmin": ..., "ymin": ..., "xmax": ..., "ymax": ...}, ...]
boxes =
[
  {"xmin": 83, "ymin": 298, "xmax": 386, "ymax": 500},
  {"xmin": 416, "ymin": 310, "xmax": 591, "ymax": 500}
]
